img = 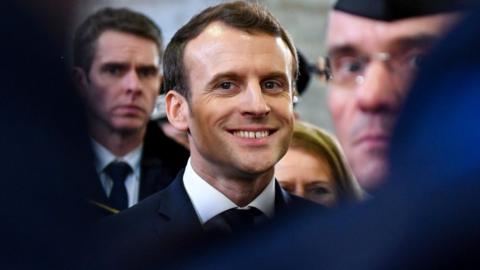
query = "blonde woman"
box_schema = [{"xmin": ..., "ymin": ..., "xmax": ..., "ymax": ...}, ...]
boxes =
[{"xmin": 276, "ymin": 121, "xmax": 363, "ymax": 206}]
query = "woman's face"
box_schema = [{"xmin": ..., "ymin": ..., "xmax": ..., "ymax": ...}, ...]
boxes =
[{"xmin": 276, "ymin": 147, "xmax": 336, "ymax": 206}]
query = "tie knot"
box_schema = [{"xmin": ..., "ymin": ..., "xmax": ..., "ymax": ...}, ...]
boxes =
[
  {"xmin": 221, "ymin": 207, "xmax": 266, "ymax": 231},
  {"xmin": 104, "ymin": 161, "xmax": 132, "ymax": 183}
]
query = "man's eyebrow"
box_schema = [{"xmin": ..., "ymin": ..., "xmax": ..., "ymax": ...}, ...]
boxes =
[
  {"xmin": 205, "ymin": 71, "xmax": 289, "ymax": 87},
  {"xmin": 100, "ymin": 62, "xmax": 128, "ymax": 67},
  {"xmin": 327, "ymin": 34, "xmax": 441, "ymax": 57},
  {"xmin": 100, "ymin": 61, "xmax": 158, "ymax": 67},
  {"xmin": 390, "ymin": 34, "xmax": 441, "ymax": 49},
  {"xmin": 261, "ymin": 71, "xmax": 289, "ymax": 82},
  {"xmin": 206, "ymin": 72, "xmax": 243, "ymax": 87},
  {"xmin": 136, "ymin": 64, "xmax": 159, "ymax": 71},
  {"xmin": 327, "ymin": 45, "xmax": 359, "ymax": 58}
]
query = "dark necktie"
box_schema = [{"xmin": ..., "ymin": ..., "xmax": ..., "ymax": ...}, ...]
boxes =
[
  {"xmin": 220, "ymin": 207, "xmax": 267, "ymax": 233},
  {"xmin": 104, "ymin": 161, "xmax": 132, "ymax": 211}
]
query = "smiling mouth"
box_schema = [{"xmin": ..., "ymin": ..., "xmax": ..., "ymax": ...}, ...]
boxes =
[{"xmin": 231, "ymin": 130, "xmax": 272, "ymax": 139}]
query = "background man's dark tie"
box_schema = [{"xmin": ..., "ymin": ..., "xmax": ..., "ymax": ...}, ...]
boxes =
[{"xmin": 104, "ymin": 161, "xmax": 132, "ymax": 211}]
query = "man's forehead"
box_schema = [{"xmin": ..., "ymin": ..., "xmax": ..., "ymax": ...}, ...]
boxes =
[
  {"xmin": 185, "ymin": 22, "xmax": 291, "ymax": 66},
  {"xmin": 326, "ymin": 11, "xmax": 459, "ymax": 51},
  {"xmin": 94, "ymin": 30, "xmax": 160, "ymax": 65},
  {"xmin": 187, "ymin": 22, "xmax": 279, "ymax": 50}
]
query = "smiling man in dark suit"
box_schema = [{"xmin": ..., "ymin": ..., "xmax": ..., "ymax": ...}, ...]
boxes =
[{"xmin": 96, "ymin": 2, "xmax": 318, "ymax": 269}]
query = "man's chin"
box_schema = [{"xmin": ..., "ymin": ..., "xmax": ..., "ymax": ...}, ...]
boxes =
[
  {"xmin": 234, "ymin": 160, "xmax": 275, "ymax": 180},
  {"xmin": 354, "ymin": 160, "xmax": 389, "ymax": 191},
  {"xmin": 115, "ymin": 123, "xmax": 146, "ymax": 136}
]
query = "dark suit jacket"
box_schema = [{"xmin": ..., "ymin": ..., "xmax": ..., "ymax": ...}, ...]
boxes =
[
  {"xmin": 165, "ymin": 8, "xmax": 480, "ymax": 270},
  {"xmin": 94, "ymin": 171, "xmax": 319, "ymax": 270},
  {"xmin": 89, "ymin": 121, "xmax": 190, "ymax": 217}
]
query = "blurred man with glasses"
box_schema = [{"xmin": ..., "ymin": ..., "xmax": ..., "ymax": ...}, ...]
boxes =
[{"xmin": 319, "ymin": 0, "xmax": 468, "ymax": 191}]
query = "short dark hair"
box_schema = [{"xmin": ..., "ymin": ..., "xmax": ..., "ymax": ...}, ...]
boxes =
[
  {"xmin": 162, "ymin": 1, "xmax": 298, "ymax": 100},
  {"xmin": 73, "ymin": 7, "xmax": 163, "ymax": 73}
]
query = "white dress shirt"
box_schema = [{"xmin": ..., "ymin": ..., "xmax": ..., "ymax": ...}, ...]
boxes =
[
  {"xmin": 92, "ymin": 139, "xmax": 143, "ymax": 208},
  {"xmin": 183, "ymin": 158, "xmax": 275, "ymax": 225}
]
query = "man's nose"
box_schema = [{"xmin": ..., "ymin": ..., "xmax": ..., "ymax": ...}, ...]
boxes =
[
  {"xmin": 240, "ymin": 83, "xmax": 271, "ymax": 117},
  {"xmin": 123, "ymin": 70, "xmax": 142, "ymax": 95},
  {"xmin": 356, "ymin": 62, "xmax": 404, "ymax": 113}
]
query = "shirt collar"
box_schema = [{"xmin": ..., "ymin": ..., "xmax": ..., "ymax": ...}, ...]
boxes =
[
  {"xmin": 183, "ymin": 158, "xmax": 275, "ymax": 225},
  {"xmin": 91, "ymin": 139, "xmax": 143, "ymax": 174}
]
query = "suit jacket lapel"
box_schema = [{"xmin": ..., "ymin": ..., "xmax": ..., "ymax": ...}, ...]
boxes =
[
  {"xmin": 274, "ymin": 179, "xmax": 292, "ymax": 215},
  {"xmin": 154, "ymin": 171, "xmax": 204, "ymax": 241}
]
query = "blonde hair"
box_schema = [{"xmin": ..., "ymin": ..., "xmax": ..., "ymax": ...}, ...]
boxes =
[{"xmin": 290, "ymin": 121, "xmax": 364, "ymax": 202}]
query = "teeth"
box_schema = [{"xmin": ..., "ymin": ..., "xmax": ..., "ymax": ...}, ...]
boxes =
[{"xmin": 233, "ymin": 130, "xmax": 269, "ymax": 138}]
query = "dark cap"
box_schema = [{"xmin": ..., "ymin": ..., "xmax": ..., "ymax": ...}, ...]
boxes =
[{"xmin": 333, "ymin": 0, "xmax": 473, "ymax": 21}]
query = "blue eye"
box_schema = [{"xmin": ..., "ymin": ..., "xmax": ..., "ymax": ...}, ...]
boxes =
[
  {"xmin": 347, "ymin": 61, "xmax": 363, "ymax": 72},
  {"xmin": 105, "ymin": 66, "xmax": 122, "ymax": 75},
  {"xmin": 264, "ymin": 81, "xmax": 277, "ymax": 89},
  {"xmin": 311, "ymin": 186, "xmax": 329, "ymax": 195},
  {"xmin": 262, "ymin": 80, "xmax": 285, "ymax": 93},
  {"xmin": 332, "ymin": 56, "xmax": 365, "ymax": 75},
  {"xmin": 219, "ymin": 81, "xmax": 233, "ymax": 90},
  {"xmin": 407, "ymin": 53, "xmax": 425, "ymax": 68},
  {"xmin": 137, "ymin": 67, "xmax": 159, "ymax": 78},
  {"xmin": 102, "ymin": 64, "xmax": 127, "ymax": 77}
]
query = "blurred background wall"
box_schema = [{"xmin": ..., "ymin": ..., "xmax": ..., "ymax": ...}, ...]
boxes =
[{"xmin": 73, "ymin": 0, "xmax": 334, "ymax": 131}]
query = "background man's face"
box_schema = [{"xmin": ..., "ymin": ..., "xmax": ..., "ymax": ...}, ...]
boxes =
[
  {"xmin": 183, "ymin": 22, "xmax": 295, "ymax": 180},
  {"xmin": 83, "ymin": 30, "xmax": 160, "ymax": 135},
  {"xmin": 326, "ymin": 11, "xmax": 459, "ymax": 190}
]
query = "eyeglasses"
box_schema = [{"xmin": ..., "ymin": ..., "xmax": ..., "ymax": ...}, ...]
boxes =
[{"xmin": 316, "ymin": 49, "xmax": 425, "ymax": 89}]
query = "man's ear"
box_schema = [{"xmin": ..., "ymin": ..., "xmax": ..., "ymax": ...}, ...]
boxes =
[
  {"xmin": 72, "ymin": 67, "xmax": 89, "ymax": 96},
  {"xmin": 165, "ymin": 90, "xmax": 189, "ymax": 132}
]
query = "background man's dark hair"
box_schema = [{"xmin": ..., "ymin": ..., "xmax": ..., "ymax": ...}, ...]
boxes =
[
  {"xmin": 162, "ymin": 1, "xmax": 299, "ymax": 100},
  {"xmin": 73, "ymin": 7, "xmax": 163, "ymax": 73}
]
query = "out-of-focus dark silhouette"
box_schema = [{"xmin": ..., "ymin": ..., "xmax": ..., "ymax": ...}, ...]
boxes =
[{"xmin": 1, "ymin": 1, "xmax": 97, "ymax": 269}]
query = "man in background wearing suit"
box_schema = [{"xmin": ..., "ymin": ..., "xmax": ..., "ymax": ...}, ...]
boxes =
[
  {"xmin": 96, "ymin": 2, "xmax": 317, "ymax": 269},
  {"xmin": 73, "ymin": 8, "xmax": 174, "ymax": 216}
]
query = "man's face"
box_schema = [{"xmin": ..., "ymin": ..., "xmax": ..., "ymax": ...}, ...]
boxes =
[
  {"xmin": 182, "ymin": 22, "xmax": 295, "ymax": 180},
  {"xmin": 326, "ymin": 11, "xmax": 459, "ymax": 190},
  {"xmin": 80, "ymin": 30, "xmax": 160, "ymax": 136}
]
